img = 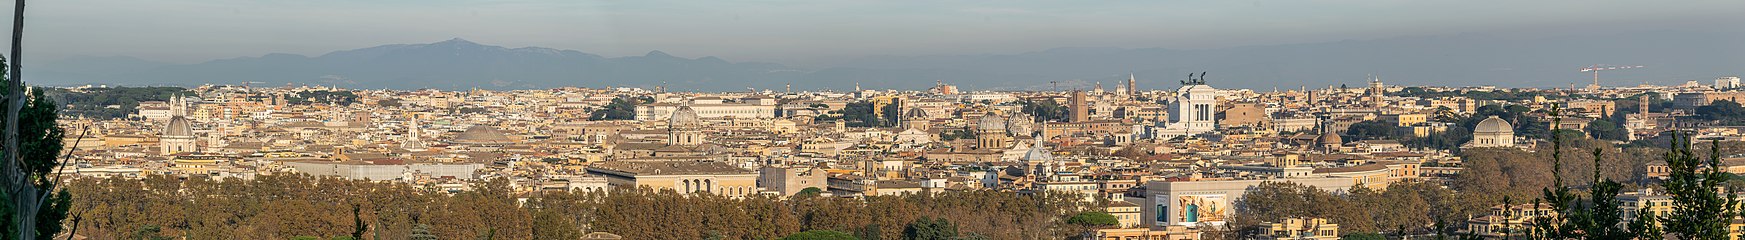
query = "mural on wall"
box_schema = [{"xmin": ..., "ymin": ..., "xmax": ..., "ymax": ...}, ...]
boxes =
[{"xmin": 1177, "ymin": 194, "xmax": 1227, "ymax": 224}]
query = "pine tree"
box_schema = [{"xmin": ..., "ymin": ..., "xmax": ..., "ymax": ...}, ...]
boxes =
[
  {"xmin": 0, "ymin": 59, "xmax": 72, "ymax": 240},
  {"xmin": 1530, "ymin": 110, "xmax": 1659, "ymax": 240},
  {"xmin": 1657, "ymin": 133, "xmax": 1741, "ymax": 240}
]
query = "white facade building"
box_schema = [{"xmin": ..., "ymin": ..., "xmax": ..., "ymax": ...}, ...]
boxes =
[{"xmin": 1156, "ymin": 82, "xmax": 1219, "ymax": 139}]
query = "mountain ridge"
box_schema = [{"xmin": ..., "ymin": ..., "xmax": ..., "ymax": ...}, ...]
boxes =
[{"xmin": 32, "ymin": 30, "xmax": 1745, "ymax": 91}]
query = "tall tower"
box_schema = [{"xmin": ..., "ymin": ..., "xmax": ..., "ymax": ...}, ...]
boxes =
[
  {"xmin": 1127, "ymin": 73, "xmax": 1138, "ymax": 96},
  {"xmin": 402, "ymin": 116, "xmax": 428, "ymax": 151},
  {"xmin": 1070, "ymin": 90, "xmax": 1090, "ymax": 122},
  {"xmin": 668, "ymin": 105, "xmax": 705, "ymax": 146}
]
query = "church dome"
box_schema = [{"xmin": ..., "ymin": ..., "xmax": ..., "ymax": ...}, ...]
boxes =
[
  {"xmin": 669, "ymin": 105, "xmax": 702, "ymax": 129},
  {"xmin": 454, "ymin": 125, "xmax": 513, "ymax": 144},
  {"xmin": 164, "ymin": 116, "xmax": 194, "ymax": 137},
  {"xmin": 903, "ymin": 107, "xmax": 929, "ymax": 119},
  {"xmin": 977, "ymin": 114, "xmax": 1007, "ymax": 132},
  {"xmin": 1019, "ymin": 140, "xmax": 1054, "ymax": 162},
  {"xmin": 1474, "ymin": 116, "xmax": 1514, "ymax": 134},
  {"xmin": 1315, "ymin": 131, "xmax": 1343, "ymax": 146}
]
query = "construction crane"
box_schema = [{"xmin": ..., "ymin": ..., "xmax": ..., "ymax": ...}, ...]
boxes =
[{"xmin": 1579, "ymin": 64, "xmax": 1644, "ymax": 88}]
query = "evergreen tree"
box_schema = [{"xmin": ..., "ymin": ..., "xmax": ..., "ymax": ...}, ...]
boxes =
[
  {"xmin": 902, "ymin": 217, "xmax": 958, "ymax": 240},
  {"xmin": 1657, "ymin": 134, "xmax": 1741, "ymax": 240},
  {"xmin": 0, "ymin": 62, "xmax": 72, "ymax": 240}
]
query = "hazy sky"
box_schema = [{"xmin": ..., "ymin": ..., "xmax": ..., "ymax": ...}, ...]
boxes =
[{"xmin": 3, "ymin": 0, "xmax": 1741, "ymax": 64}]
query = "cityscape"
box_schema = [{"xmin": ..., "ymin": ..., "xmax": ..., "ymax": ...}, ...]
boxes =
[{"xmin": 1, "ymin": 1, "xmax": 1743, "ymax": 240}]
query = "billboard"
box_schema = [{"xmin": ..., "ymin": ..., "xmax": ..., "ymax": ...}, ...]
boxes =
[
  {"xmin": 1153, "ymin": 194, "xmax": 1170, "ymax": 227},
  {"xmin": 1176, "ymin": 194, "xmax": 1228, "ymax": 225}
]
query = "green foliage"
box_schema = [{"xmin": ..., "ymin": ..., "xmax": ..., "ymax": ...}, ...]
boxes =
[
  {"xmin": 816, "ymin": 101, "xmax": 891, "ymax": 127},
  {"xmin": 1695, "ymin": 100, "xmax": 1745, "ymax": 124},
  {"xmin": 588, "ymin": 96, "xmax": 649, "ymax": 120},
  {"xmin": 1064, "ymin": 212, "xmax": 1119, "ymax": 227},
  {"xmin": 902, "ymin": 217, "xmax": 957, "ymax": 240},
  {"xmin": 67, "ymin": 175, "xmax": 1090, "ymax": 239},
  {"xmin": 1529, "ymin": 111, "xmax": 1658, "ymax": 239},
  {"xmin": 1658, "ymin": 134, "xmax": 1742, "ymax": 240},
  {"xmin": 1343, "ymin": 120, "xmax": 1399, "ymax": 141},
  {"xmin": 1230, "ymin": 181, "xmax": 1475, "ymax": 238},
  {"xmin": 796, "ymin": 187, "xmax": 823, "ymax": 198},
  {"xmin": 940, "ymin": 127, "xmax": 977, "ymax": 141},
  {"xmin": 780, "ymin": 230, "xmax": 859, "ymax": 240},
  {"xmin": 1, "ymin": 81, "xmax": 73, "ymax": 239},
  {"xmin": 41, "ymin": 86, "xmax": 188, "ymax": 119},
  {"xmin": 131, "ymin": 225, "xmax": 172, "ymax": 240},
  {"xmin": 1584, "ymin": 119, "xmax": 1629, "ymax": 141},
  {"xmin": 408, "ymin": 224, "xmax": 436, "ymax": 240},
  {"xmin": 1019, "ymin": 99, "xmax": 1069, "ymax": 122}
]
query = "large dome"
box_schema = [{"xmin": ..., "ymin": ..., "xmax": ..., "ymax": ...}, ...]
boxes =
[
  {"xmin": 669, "ymin": 105, "xmax": 702, "ymax": 129},
  {"xmin": 977, "ymin": 114, "xmax": 1007, "ymax": 132},
  {"xmin": 1474, "ymin": 116, "xmax": 1514, "ymax": 134},
  {"xmin": 164, "ymin": 116, "xmax": 194, "ymax": 137},
  {"xmin": 1315, "ymin": 131, "xmax": 1343, "ymax": 146},
  {"xmin": 903, "ymin": 107, "xmax": 929, "ymax": 119},
  {"xmin": 454, "ymin": 125, "xmax": 513, "ymax": 144}
]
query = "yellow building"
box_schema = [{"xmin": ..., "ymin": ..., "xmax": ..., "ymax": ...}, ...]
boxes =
[
  {"xmin": 1261, "ymin": 217, "xmax": 1339, "ymax": 240},
  {"xmin": 1090, "ymin": 226, "xmax": 1199, "ymax": 240},
  {"xmin": 1461, "ymin": 203, "xmax": 1554, "ymax": 239},
  {"xmin": 586, "ymin": 160, "xmax": 760, "ymax": 197}
]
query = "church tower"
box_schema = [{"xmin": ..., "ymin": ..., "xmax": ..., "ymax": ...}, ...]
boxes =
[{"xmin": 1070, "ymin": 90, "xmax": 1090, "ymax": 122}]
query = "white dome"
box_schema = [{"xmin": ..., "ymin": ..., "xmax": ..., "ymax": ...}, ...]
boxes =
[
  {"xmin": 164, "ymin": 116, "xmax": 194, "ymax": 137},
  {"xmin": 1474, "ymin": 116, "xmax": 1514, "ymax": 134},
  {"xmin": 977, "ymin": 114, "xmax": 1007, "ymax": 132},
  {"xmin": 669, "ymin": 105, "xmax": 702, "ymax": 129}
]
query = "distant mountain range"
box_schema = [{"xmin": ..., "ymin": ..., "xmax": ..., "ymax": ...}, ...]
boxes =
[{"xmin": 31, "ymin": 30, "xmax": 1745, "ymax": 91}]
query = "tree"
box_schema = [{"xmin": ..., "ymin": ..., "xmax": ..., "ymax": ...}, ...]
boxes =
[
  {"xmin": 1695, "ymin": 100, "xmax": 1745, "ymax": 123},
  {"xmin": 588, "ymin": 96, "xmax": 645, "ymax": 120},
  {"xmin": 796, "ymin": 187, "xmax": 823, "ymax": 198},
  {"xmin": 1584, "ymin": 119, "xmax": 1628, "ymax": 141},
  {"xmin": 1, "ymin": 71, "xmax": 72, "ymax": 239},
  {"xmin": 1344, "ymin": 120, "xmax": 1400, "ymax": 141},
  {"xmin": 1065, "ymin": 212, "xmax": 1119, "ymax": 228},
  {"xmin": 1658, "ymin": 134, "xmax": 1741, "ymax": 240},
  {"xmin": 1530, "ymin": 110, "xmax": 1656, "ymax": 239},
  {"xmin": 409, "ymin": 224, "xmax": 437, "ymax": 240},
  {"xmin": 780, "ymin": 230, "xmax": 859, "ymax": 240},
  {"xmin": 902, "ymin": 217, "xmax": 958, "ymax": 240},
  {"xmin": 1020, "ymin": 99, "xmax": 1069, "ymax": 122}
]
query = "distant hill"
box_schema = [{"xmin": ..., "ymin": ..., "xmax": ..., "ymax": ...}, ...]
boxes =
[{"xmin": 31, "ymin": 30, "xmax": 1745, "ymax": 91}]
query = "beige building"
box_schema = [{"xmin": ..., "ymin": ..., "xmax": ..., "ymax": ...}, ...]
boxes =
[
  {"xmin": 759, "ymin": 166, "xmax": 827, "ymax": 197},
  {"xmin": 1260, "ymin": 218, "xmax": 1339, "ymax": 240},
  {"xmin": 586, "ymin": 161, "xmax": 760, "ymax": 197}
]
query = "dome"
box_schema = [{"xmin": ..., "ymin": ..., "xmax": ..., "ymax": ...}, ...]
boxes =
[
  {"xmin": 1315, "ymin": 131, "xmax": 1343, "ymax": 146},
  {"xmin": 454, "ymin": 125, "xmax": 513, "ymax": 144},
  {"xmin": 669, "ymin": 105, "xmax": 702, "ymax": 129},
  {"xmin": 164, "ymin": 116, "xmax": 194, "ymax": 137},
  {"xmin": 1019, "ymin": 140, "xmax": 1054, "ymax": 162},
  {"xmin": 977, "ymin": 114, "xmax": 1007, "ymax": 132},
  {"xmin": 1474, "ymin": 116, "xmax": 1514, "ymax": 134},
  {"xmin": 903, "ymin": 107, "xmax": 929, "ymax": 119}
]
